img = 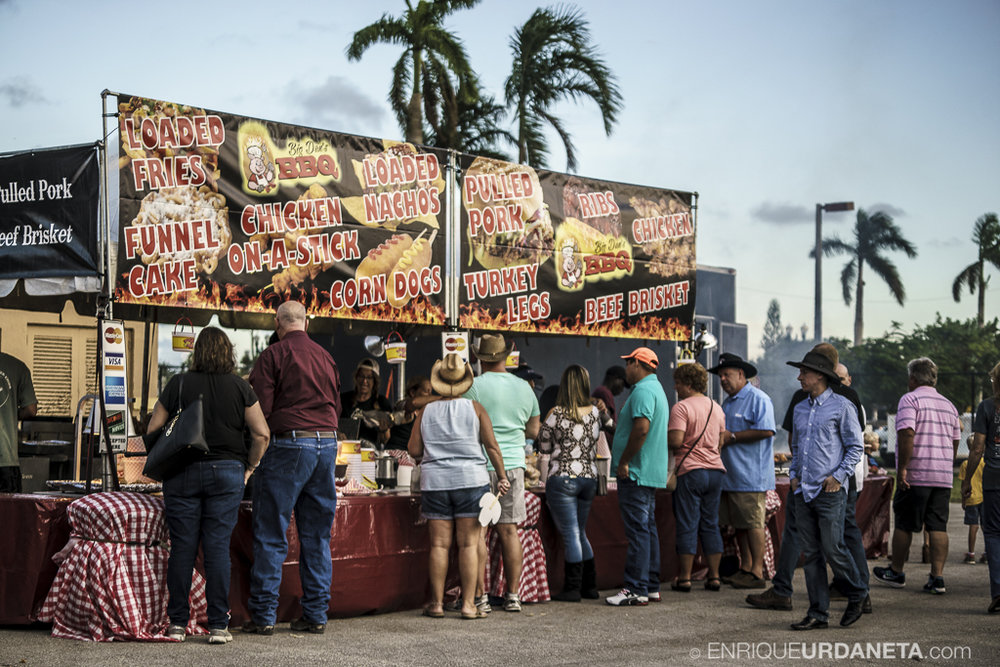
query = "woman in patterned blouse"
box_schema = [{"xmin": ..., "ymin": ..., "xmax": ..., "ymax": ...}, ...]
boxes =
[{"xmin": 538, "ymin": 364, "xmax": 606, "ymax": 602}]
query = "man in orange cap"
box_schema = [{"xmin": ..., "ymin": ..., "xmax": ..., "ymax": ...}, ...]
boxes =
[{"xmin": 606, "ymin": 347, "xmax": 670, "ymax": 606}]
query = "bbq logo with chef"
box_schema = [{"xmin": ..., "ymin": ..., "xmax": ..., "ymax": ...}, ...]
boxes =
[{"xmin": 243, "ymin": 136, "xmax": 276, "ymax": 194}]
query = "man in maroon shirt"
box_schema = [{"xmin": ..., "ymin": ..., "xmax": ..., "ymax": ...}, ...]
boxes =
[{"xmin": 244, "ymin": 300, "xmax": 341, "ymax": 635}]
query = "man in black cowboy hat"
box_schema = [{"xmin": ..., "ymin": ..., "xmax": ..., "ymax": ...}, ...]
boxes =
[
  {"xmin": 784, "ymin": 347, "xmax": 867, "ymax": 630},
  {"xmin": 748, "ymin": 344, "xmax": 871, "ymax": 615},
  {"xmin": 708, "ymin": 353, "xmax": 776, "ymax": 590}
]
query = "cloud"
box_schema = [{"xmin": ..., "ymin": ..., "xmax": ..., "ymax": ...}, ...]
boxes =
[
  {"xmin": 282, "ymin": 76, "xmax": 386, "ymax": 134},
  {"xmin": 868, "ymin": 202, "xmax": 906, "ymax": 217},
  {"xmin": 0, "ymin": 77, "xmax": 48, "ymax": 108},
  {"xmin": 751, "ymin": 202, "xmax": 812, "ymax": 225},
  {"xmin": 927, "ymin": 236, "xmax": 963, "ymax": 249}
]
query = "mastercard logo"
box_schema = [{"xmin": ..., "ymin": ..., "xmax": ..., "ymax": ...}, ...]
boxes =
[
  {"xmin": 444, "ymin": 337, "xmax": 467, "ymax": 352},
  {"xmin": 104, "ymin": 326, "xmax": 123, "ymax": 345}
]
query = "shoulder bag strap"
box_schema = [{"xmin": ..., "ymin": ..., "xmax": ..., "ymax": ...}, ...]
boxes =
[{"xmin": 675, "ymin": 399, "xmax": 715, "ymax": 471}]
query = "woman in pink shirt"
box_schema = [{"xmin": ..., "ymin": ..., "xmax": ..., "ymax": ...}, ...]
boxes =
[{"xmin": 668, "ymin": 362, "xmax": 727, "ymax": 592}]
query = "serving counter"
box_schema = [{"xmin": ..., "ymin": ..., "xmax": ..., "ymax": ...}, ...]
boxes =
[{"xmin": 0, "ymin": 475, "xmax": 893, "ymax": 625}]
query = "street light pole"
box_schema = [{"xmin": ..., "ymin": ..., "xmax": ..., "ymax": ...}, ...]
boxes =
[{"xmin": 814, "ymin": 201, "xmax": 854, "ymax": 341}]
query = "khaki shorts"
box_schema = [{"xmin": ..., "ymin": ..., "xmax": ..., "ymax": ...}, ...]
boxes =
[
  {"xmin": 489, "ymin": 468, "xmax": 526, "ymax": 524},
  {"xmin": 719, "ymin": 491, "xmax": 766, "ymax": 529}
]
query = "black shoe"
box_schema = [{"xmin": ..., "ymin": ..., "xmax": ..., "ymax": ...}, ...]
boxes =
[
  {"xmin": 861, "ymin": 594, "xmax": 872, "ymax": 614},
  {"xmin": 840, "ymin": 601, "xmax": 863, "ymax": 627},
  {"xmin": 580, "ymin": 558, "xmax": 600, "ymax": 599},
  {"xmin": 290, "ymin": 618, "xmax": 326, "ymax": 634},
  {"xmin": 746, "ymin": 587, "xmax": 792, "ymax": 611},
  {"xmin": 241, "ymin": 620, "xmax": 274, "ymax": 635},
  {"xmin": 791, "ymin": 616, "xmax": 828, "ymax": 631},
  {"xmin": 553, "ymin": 561, "xmax": 583, "ymax": 602}
]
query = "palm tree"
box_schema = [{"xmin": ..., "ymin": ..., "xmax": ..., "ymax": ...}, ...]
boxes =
[
  {"xmin": 504, "ymin": 6, "xmax": 623, "ymax": 171},
  {"xmin": 814, "ymin": 208, "xmax": 918, "ymax": 345},
  {"xmin": 952, "ymin": 212, "xmax": 1000, "ymax": 327},
  {"xmin": 346, "ymin": 0, "xmax": 480, "ymax": 145},
  {"xmin": 425, "ymin": 87, "xmax": 517, "ymax": 159}
]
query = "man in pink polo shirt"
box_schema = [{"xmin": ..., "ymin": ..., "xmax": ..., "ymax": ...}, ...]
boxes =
[{"xmin": 874, "ymin": 357, "xmax": 960, "ymax": 594}]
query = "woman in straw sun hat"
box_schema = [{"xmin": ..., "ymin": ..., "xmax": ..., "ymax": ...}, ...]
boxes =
[{"xmin": 408, "ymin": 353, "xmax": 510, "ymax": 620}]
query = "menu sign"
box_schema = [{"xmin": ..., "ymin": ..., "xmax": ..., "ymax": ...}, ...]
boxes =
[
  {"xmin": 114, "ymin": 95, "xmax": 448, "ymax": 326},
  {"xmin": 458, "ymin": 156, "xmax": 695, "ymax": 340}
]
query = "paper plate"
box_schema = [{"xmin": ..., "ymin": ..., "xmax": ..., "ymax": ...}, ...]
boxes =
[{"xmin": 478, "ymin": 491, "xmax": 501, "ymax": 526}]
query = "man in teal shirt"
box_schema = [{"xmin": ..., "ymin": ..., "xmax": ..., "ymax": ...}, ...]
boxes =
[
  {"xmin": 607, "ymin": 347, "xmax": 670, "ymax": 606},
  {"xmin": 464, "ymin": 334, "xmax": 540, "ymax": 613}
]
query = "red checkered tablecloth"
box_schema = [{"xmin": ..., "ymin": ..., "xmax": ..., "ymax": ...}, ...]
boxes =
[
  {"xmin": 38, "ymin": 492, "xmax": 208, "ymax": 641},
  {"xmin": 484, "ymin": 491, "xmax": 550, "ymax": 602}
]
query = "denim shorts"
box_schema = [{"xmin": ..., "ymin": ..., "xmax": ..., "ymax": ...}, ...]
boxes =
[
  {"xmin": 422, "ymin": 484, "xmax": 491, "ymax": 520},
  {"xmin": 964, "ymin": 503, "xmax": 983, "ymax": 526}
]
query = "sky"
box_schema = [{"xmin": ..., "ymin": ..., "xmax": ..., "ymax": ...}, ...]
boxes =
[{"xmin": 2, "ymin": 0, "xmax": 999, "ymax": 364}]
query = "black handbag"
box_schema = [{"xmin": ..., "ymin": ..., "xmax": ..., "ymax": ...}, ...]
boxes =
[{"xmin": 142, "ymin": 374, "xmax": 208, "ymax": 481}]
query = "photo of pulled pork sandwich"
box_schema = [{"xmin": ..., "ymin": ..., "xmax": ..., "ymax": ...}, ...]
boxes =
[{"xmin": 463, "ymin": 157, "xmax": 555, "ymax": 270}]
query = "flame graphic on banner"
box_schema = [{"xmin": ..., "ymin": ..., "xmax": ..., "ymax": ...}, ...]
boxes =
[
  {"xmin": 115, "ymin": 279, "xmax": 445, "ymax": 325},
  {"xmin": 459, "ymin": 303, "xmax": 688, "ymax": 341}
]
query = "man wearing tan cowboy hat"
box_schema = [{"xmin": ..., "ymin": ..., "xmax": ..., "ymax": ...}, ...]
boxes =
[
  {"xmin": 464, "ymin": 333, "xmax": 540, "ymax": 613},
  {"xmin": 785, "ymin": 346, "xmax": 867, "ymax": 630},
  {"xmin": 606, "ymin": 346, "xmax": 670, "ymax": 606},
  {"xmin": 708, "ymin": 353, "xmax": 775, "ymax": 590}
]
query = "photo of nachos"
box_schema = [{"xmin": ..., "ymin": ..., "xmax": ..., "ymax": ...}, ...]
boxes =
[
  {"xmin": 128, "ymin": 185, "xmax": 230, "ymax": 275},
  {"xmin": 117, "ymin": 96, "xmax": 221, "ymax": 186},
  {"xmin": 342, "ymin": 140, "xmax": 445, "ymax": 231}
]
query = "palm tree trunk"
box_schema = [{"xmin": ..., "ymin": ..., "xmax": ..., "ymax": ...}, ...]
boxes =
[
  {"xmin": 407, "ymin": 49, "xmax": 424, "ymax": 144},
  {"xmin": 854, "ymin": 257, "xmax": 865, "ymax": 345},
  {"xmin": 977, "ymin": 258, "xmax": 986, "ymax": 327}
]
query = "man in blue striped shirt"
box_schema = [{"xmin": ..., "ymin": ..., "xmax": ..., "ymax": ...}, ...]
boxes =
[{"xmin": 786, "ymin": 348, "xmax": 867, "ymax": 630}]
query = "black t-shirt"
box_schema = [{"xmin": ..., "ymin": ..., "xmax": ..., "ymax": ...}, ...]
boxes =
[
  {"xmin": 159, "ymin": 372, "xmax": 258, "ymax": 464},
  {"xmin": 340, "ymin": 390, "xmax": 392, "ymax": 444},
  {"xmin": 972, "ymin": 397, "xmax": 1000, "ymax": 491}
]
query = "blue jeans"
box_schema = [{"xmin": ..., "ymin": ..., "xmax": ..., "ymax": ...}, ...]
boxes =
[
  {"xmin": 163, "ymin": 459, "xmax": 245, "ymax": 629},
  {"xmin": 250, "ymin": 435, "xmax": 337, "ymax": 625},
  {"xmin": 546, "ymin": 476, "xmax": 598, "ymax": 563},
  {"xmin": 795, "ymin": 488, "xmax": 868, "ymax": 622},
  {"xmin": 983, "ymin": 490, "xmax": 1000, "ymax": 598},
  {"xmin": 617, "ymin": 478, "xmax": 660, "ymax": 595},
  {"xmin": 672, "ymin": 468, "xmax": 724, "ymax": 555},
  {"xmin": 772, "ymin": 477, "xmax": 869, "ymax": 597},
  {"xmin": 772, "ymin": 490, "xmax": 801, "ymax": 597}
]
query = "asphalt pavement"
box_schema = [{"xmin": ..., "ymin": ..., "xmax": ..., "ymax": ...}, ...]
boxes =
[{"xmin": 2, "ymin": 508, "xmax": 997, "ymax": 666}]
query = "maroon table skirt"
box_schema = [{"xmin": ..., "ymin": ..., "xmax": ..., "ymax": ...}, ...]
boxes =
[{"xmin": 0, "ymin": 475, "xmax": 892, "ymax": 625}]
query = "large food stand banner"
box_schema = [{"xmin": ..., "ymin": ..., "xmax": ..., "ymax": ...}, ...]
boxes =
[
  {"xmin": 113, "ymin": 95, "xmax": 448, "ymax": 326},
  {"xmin": 458, "ymin": 156, "xmax": 695, "ymax": 340},
  {"xmin": 0, "ymin": 144, "xmax": 100, "ymax": 279}
]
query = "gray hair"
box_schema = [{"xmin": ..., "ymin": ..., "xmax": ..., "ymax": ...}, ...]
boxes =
[
  {"xmin": 276, "ymin": 300, "xmax": 306, "ymax": 326},
  {"xmin": 907, "ymin": 357, "xmax": 937, "ymax": 387}
]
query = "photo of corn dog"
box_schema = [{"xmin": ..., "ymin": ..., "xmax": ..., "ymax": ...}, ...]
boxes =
[
  {"xmin": 387, "ymin": 231, "xmax": 436, "ymax": 308},
  {"xmin": 356, "ymin": 233, "xmax": 414, "ymax": 281}
]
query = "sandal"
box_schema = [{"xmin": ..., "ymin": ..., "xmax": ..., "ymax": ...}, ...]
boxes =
[
  {"xmin": 705, "ymin": 578, "xmax": 722, "ymax": 592},
  {"xmin": 461, "ymin": 609, "xmax": 488, "ymax": 620},
  {"xmin": 671, "ymin": 579, "xmax": 692, "ymax": 593},
  {"xmin": 422, "ymin": 606, "xmax": 445, "ymax": 618}
]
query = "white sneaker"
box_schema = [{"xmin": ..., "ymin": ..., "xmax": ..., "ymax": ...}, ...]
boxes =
[
  {"xmin": 647, "ymin": 591, "xmax": 662, "ymax": 602},
  {"xmin": 605, "ymin": 588, "xmax": 649, "ymax": 606},
  {"xmin": 208, "ymin": 628, "xmax": 233, "ymax": 644},
  {"xmin": 167, "ymin": 624, "xmax": 186, "ymax": 642}
]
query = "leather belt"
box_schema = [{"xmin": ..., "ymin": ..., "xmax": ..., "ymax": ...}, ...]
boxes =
[{"xmin": 275, "ymin": 430, "xmax": 337, "ymax": 439}]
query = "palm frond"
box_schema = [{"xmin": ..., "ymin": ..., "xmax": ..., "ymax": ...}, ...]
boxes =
[
  {"xmin": 840, "ymin": 259, "xmax": 857, "ymax": 305},
  {"xmin": 952, "ymin": 262, "xmax": 980, "ymax": 302},
  {"xmin": 865, "ymin": 252, "xmax": 907, "ymax": 305}
]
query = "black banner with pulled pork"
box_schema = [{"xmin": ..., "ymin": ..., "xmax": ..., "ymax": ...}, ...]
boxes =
[
  {"xmin": 114, "ymin": 95, "xmax": 448, "ymax": 326},
  {"xmin": 458, "ymin": 155, "xmax": 695, "ymax": 340}
]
